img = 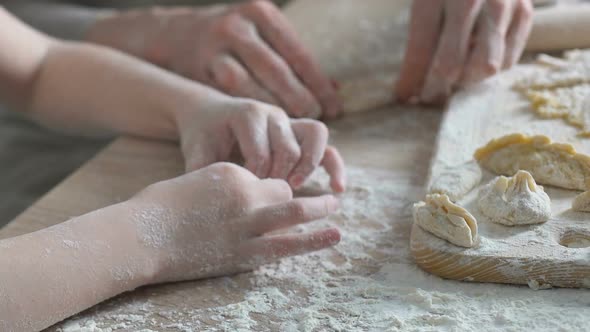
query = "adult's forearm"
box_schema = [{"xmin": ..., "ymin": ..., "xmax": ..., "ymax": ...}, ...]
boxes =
[
  {"xmin": 0, "ymin": 203, "xmax": 155, "ymax": 332},
  {"xmin": 3, "ymin": 0, "xmax": 114, "ymax": 40}
]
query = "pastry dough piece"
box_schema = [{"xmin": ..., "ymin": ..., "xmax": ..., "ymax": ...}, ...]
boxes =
[
  {"xmin": 523, "ymin": 84, "xmax": 590, "ymax": 136},
  {"xmin": 474, "ymin": 133, "xmax": 590, "ymax": 191},
  {"xmin": 413, "ymin": 194, "xmax": 478, "ymax": 248},
  {"xmin": 429, "ymin": 160, "xmax": 482, "ymax": 201},
  {"xmin": 478, "ymin": 170, "xmax": 551, "ymax": 226},
  {"xmin": 572, "ymin": 191, "xmax": 590, "ymax": 212}
]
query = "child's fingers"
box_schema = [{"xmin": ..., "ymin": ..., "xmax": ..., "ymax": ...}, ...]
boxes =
[
  {"xmin": 241, "ymin": 227, "xmax": 341, "ymax": 262},
  {"xmin": 241, "ymin": 195, "xmax": 338, "ymax": 236},
  {"xmin": 230, "ymin": 107, "xmax": 272, "ymax": 178},
  {"xmin": 267, "ymin": 112, "xmax": 301, "ymax": 180},
  {"xmin": 288, "ymin": 119, "xmax": 329, "ymax": 188},
  {"xmin": 321, "ymin": 146, "xmax": 346, "ymax": 193}
]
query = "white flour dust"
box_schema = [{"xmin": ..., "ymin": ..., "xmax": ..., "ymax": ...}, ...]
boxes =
[{"xmin": 53, "ymin": 165, "xmax": 590, "ymax": 332}]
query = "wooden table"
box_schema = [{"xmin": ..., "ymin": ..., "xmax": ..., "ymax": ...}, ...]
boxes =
[{"xmin": 1, "ymin": 1, "xmax": 587, "ymax": 331}]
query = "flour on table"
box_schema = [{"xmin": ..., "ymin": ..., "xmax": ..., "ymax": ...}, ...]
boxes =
[
  {"xmin": 477, "ymin": 170, "xmax": 551, "ymax": 226},
  {"xmin": 429, "ymin": 160, "xmax": 482, "ymax": 201},
  {"xmin": 51, "ymin": 164, "xmax": 590, "ymax": 332},
  {"xmin": 474, "ymin": 133, "xmax": 590, "ymax": 191}
]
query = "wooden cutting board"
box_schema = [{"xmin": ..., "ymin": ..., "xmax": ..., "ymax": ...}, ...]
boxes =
[{"xmin": 410, "ymin": 64, "xmax": 590, "ymax": 289}]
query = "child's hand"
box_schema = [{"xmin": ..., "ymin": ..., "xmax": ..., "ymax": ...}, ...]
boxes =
[
  {"xmin": 129, "ymin": 162, "xmax": 341, "ymax": 284},
  {"xmin": 175, "ymin": 96, "xmax": 346, "ymax": 192}
]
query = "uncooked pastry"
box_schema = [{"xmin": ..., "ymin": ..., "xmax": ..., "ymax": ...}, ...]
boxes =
[
  {"xmin": 474, "ymin": 133, "xmax": 590, "ymax": 191},
  {"xmin": 413, "ymin": 193, "xmax": 478, "ymax": 248},
  {"xmin": 429, "ymin": 160, "xmax": 482, "ymax": 202},
  {"xmin": 523, "ymin": 84, "xmax": 590, "ymax": 136},
  {"xmin": 572, "ymin": 191, "xmax": 590, "ymax": 212},
  {"xmin": 478, "ymin": 170, "xmax": 551, "ymax": 226}
]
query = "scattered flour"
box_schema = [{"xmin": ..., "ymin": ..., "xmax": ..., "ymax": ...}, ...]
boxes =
[
  {"xmin": 47, "ymin": 3, "xmax": 589, "ymax": 331},
  {"xmin": 50, "ymin": 163, "xmax": 590, "ymax": 332}
]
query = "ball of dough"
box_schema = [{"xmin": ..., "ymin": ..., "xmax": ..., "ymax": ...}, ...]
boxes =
[{"xmin": 477, "ymin": 170, "xmax": 551, "ymax": 226}]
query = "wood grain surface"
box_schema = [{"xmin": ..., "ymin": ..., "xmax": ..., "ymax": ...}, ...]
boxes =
[
  {"xmin": 411, "ymin": 66, "xmax": 590, "ymax": 289},
  {"xmin": 1, "ymin": 0, "xmax": 589, "ymax": 330}
]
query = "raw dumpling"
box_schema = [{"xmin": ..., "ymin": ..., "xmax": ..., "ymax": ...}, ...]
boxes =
[
  {"xmin": 478, "ymin": 170, "xmax": 551, "ymax": 226},
  {"xmin": 413, "ymin": 193, "xmax": 478, "ymax": 248},
  {"xmin": 429, "ymin": 160, "xmax": 482, "ymax": 202},
  {"xmin": 474, "ymin": 133, "xmax": 590, "ymax": 191},
  {"xmin": 572, "ymin": 191, "xmax": 590, "ymax": 212}
]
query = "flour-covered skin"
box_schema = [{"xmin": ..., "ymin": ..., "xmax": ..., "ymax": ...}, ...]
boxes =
[
  {"xmin": 0, "ymin": 163, "xmax": 341, "ymax": 331},
  {"xmin": 0, "ymin": 8, "xmax": 344, "ymax": 331},
  {"xmin": 396, "ymin": 0, "xmax": 533, "ymax": 104}
]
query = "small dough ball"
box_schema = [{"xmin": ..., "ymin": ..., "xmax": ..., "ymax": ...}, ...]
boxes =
[{"xmin": 478, "ymin": 170, "xmax": 551, "ymax": 226}]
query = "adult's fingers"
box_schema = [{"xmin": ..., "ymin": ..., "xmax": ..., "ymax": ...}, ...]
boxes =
[
  {"xmin": 229, "ymin": 106, "xmax": 272, "ymax": 178},
  {"xmin": 231, "ymin": 27, "xmax": 322, "ymax": 119},
  {"xmin": 461, "ymin": 0, "xmax": 513, "ymax": 85},
  {"xmin": 267, "ymin": 112, "xmax": 301, "ymax": 180},
  {"xmin": 321, "ymin": 146, "xmax": 346, "ymax": 193},
  {"xmin": 241, "ymin": 227, "xmax": 341, "ymax": 262},
  {"xmin": 289, "ymin": 119, "xmax": 329, "ymax": 188},
  {"xmin": 395, "ymin": 0, "xmax": 444, "ymax": 103},
  {"xmin": 242, "ymin": 0, "xmax": 341, "ymax": 119},
  {"xmin": 242, "ymin": 195, "xmax": 339, "ymax": 236},
  {"xmin": 503, "ymin": 0, "xmax": 534, "ymax": 68},
  {"xmin": 209, "ymin": 54, "xmax": 277, "ymax": 105},
  {"xmin": 421, "ymin": 0, "xmax": 484, "ymax": 104}
]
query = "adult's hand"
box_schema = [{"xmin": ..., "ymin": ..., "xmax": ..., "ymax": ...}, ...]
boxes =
[
  {"xmin": 395, "ymin": 0, "xmax": 533, "ymax": 105},
  {"xmin": 87, "ymin": 0, "xmax": 341, "ymax": 119}
]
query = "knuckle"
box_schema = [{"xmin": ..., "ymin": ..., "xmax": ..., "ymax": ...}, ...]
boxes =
[
  {"xmin": 213, "ymin": 62, "xmax": 243, "ymax": 91},
  {"xmin": 209, "ymin": 162, "xmax": 244, "ymax": 177},
  {"xmin": 240, "ymin": 100, "xmax": 266, "ymax": 118},
  {"xmin": 214, "ymin": 13, "xmax": 241, "ymax": 36},
  {"xmin": 481, "ymin": 60, "xmax": 501, "ymax": 76}
]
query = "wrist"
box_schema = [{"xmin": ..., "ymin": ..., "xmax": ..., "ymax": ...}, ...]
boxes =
[{"xmin": 90, "ymin": 202, "xmax": 161, "ymax": 288}]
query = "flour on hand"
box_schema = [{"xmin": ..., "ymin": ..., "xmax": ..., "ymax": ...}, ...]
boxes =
[
  {"xmin": 478, "ymin": 170, "xmax": 551, "ymax": 226},
  {"xmin": 474, "ymin": 133, "xmax": 590, "ymax": 191},
  {"xmin": 413, "ymin": 193, "xmax": 478, "ymax": 248}
]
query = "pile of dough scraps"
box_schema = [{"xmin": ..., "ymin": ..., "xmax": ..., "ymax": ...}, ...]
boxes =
[{"xmin": 514, "ymin": 50, "xmax": 590, "ymax": 136}]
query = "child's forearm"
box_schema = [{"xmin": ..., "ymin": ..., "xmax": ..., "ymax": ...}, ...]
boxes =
[
  {"xmin": 26, "ymin": 40, "xmax": 214, "ymax": 139},
  {"xmin": 0, "ymin": 203, "xmax": 155, "ymax": 332}
]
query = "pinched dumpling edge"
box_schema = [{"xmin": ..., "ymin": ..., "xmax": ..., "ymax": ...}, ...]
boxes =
[
  {"xmin": 413, "ymin": 193, "xmax": 478, "ymax": 248},
  {"xmin": 474, "ymin": 133, "xmax": 590, "ymax": 191},
  {"xmin": 478, "ymin": 170, "xmax": 551, "ymax": 226}
]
